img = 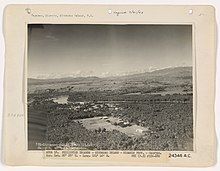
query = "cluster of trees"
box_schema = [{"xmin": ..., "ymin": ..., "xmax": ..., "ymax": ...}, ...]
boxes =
[
  {"xmin": 29, "ymin": 88, "xmax": 193, "ymax": 151},
  {"xmin": 44, "ymin": 96, "xmax": 193, "ymax": 151},
  {"xmin": 67, "ymin": 90, "xmax": 192, "ymax": 103}
]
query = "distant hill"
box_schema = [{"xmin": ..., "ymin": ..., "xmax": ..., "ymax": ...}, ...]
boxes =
[
  {"xmin": 150, "ymin": 66, "xmax": 192, "ymax": 75},
  {"xmin": 28, "ymin": 66, "xmax": 192, "ymax": 85},
  {"xmin": 28, "ymin": 76, "xmax": 101, "ymax": 85},
  {"xmin": 28, "ymin": 66, "xmax": 192, "ymax": 93},
  {"xmin": 106, "ymin": 66, "xmax": 192, "ymax": 81}
]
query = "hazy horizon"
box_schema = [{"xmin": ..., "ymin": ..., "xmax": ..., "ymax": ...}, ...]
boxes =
[
  {"xmin": 28, "ymin": 24, "xmax": 192, "ymax": 79},
  {"xmin": 28, "ymin": 66, "xmax": 192, "ymax": 80}
]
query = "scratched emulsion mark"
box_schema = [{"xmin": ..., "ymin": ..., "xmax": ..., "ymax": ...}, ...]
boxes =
[{"xmin": 28, "ymin": 107, "xmax": 47, "ymax": 150}]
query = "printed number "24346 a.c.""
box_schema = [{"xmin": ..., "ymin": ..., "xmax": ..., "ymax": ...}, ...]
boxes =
[{"xmin": 169, "ymin": 153, "xmax": 191, "ymax": 158}]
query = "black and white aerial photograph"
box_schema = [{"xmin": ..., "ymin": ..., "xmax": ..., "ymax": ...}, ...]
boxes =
[{"xmin": 27, "ymin": 24, "xmax": 193, "ymax": 151}]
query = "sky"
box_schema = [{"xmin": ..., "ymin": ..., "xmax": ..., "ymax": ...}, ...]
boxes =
[{"xmin": 28, "ymin": 24, "xmax": 192, "ymax": 79}]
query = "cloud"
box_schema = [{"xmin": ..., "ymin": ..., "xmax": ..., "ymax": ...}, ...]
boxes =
[{"xmin": 45, "ymin": 35, "xmax": 59, "ymax": 41}]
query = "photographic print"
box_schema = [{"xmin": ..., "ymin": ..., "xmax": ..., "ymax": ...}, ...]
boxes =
[{"xmin": 27, "ymin": 24, "xmax": 193, "ymax": 151}]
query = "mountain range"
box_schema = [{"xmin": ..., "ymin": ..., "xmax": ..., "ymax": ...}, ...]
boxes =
[{"xmin": 28, "ymin": 66, "xmax": 192, "ymax": 85}]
